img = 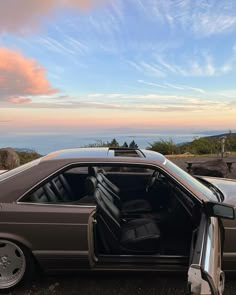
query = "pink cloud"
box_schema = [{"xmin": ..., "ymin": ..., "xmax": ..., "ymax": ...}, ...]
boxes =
[
  {"xmin": 0, "ymin": 0, "xmax": 105, "ymax": 33},
  {"xmin": 5, "ymin": 97, "xmax": 32, "ymax": 104},
  {"xmin": 0, "ymin": 47, "xmax": 57, "ymax": 100}
]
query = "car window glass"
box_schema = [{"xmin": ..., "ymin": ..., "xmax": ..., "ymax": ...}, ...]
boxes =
[
  {"xmin": 100, "ymin": 166, "xmax": 153, "ymax": 173},
  {"xmin": 21, "ymin": 165, "xmax": 93, "ymax": 204},
  {"xmin": 165, "ymin": 159, "xmax": 217, "ymax": 201},
  {"xmin": 64, "ymin": 166, "xmax": 88, "ymax": 174}
]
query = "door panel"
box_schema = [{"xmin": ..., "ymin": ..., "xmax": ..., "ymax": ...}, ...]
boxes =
[
  {"xmin": 0, "ymin": 203, "xmax": 96, "ymax": 270},
  {"xmin": 188, "ymin": 214, "xmax": 224, "ymax": 295}
]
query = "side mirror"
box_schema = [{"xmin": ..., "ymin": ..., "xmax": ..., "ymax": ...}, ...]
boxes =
[{"xmin": 205, "ymin": 202, "xmax": 235, "ymax": 220}]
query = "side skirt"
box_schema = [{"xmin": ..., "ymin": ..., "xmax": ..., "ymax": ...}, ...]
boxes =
[{"xmin": 94, "ymin": 254, "xmax": 189, "ymax": 272}]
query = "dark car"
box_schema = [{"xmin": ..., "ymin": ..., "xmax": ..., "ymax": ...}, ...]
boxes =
[{"xmin": 0, "ymin": 147, "xmax": 235, "ymax": 294}]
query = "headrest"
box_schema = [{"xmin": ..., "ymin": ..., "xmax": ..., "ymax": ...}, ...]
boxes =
[
  {"xmin": 85, "ymin": 176, "xmax": 97, "ymax": 195},
  {"xmin": 88, "ymin": 166, "xmax": 98, "ymax": 177}
]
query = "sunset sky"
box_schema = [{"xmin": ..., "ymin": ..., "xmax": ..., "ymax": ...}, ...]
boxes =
[{"xmin": 0, "ymin": 0, "xmax": 236, "ymax": 152}]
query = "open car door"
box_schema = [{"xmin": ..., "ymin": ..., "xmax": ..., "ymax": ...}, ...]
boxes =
[{"xmin": 188, "ymin": 213, "xmax": 224, "ymax": 295}]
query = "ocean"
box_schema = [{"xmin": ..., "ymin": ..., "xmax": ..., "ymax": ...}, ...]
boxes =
[{"xmin": 0, "ymin": 130, "xmax": 218, "ymax": 155}]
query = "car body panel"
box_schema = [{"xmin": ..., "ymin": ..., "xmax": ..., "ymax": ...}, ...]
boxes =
[
  {"xmin": 196, "ymin": 176, "xmax": 236, "ymax": 206},
  {"xmin": 0, "ymin": 202, "xmax": 96, "ymax": 270},
  {"xmin": 188, "ymin": 215, "xmax": 224, "ymax": 294},
  {"xmin": 0, "ymin": 170, "xmax": 7, "ymax": 175},
  {"xmin": 195, "ymin": 175, "xmax": 236, "ymax": 271}
]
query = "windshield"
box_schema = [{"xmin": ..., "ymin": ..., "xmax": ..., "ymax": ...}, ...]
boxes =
[
  {"xmin": 165, "ymin": 159, "xmax": 217, "ymax": 201},
  {"xmin": 0, "ymin": 158, "xmax": 41, "ymax": 182}
]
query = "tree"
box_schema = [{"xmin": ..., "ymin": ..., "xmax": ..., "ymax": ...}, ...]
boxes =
[
  {"xmin": 82, "ymin": 138, "xmax": 121, "ymax": 148},
  {"xmin": 82, "ymin": 140, "xmax": 110, "ymax": 148},
  {"xmin": 122, "ymin": 142, "xmax": 128, "ymax": 148},
  {"xmin": 179, "ymin": 137, "xmax": 219, "ymax": 155},
  {"xmin": 147, "ymin": 139, "xmax": 178, "ymax": 155},
  {"xmin": 109, "ymin": 138, "xmax": 120, "ymax": 147},
  {"xmin": 129, "ymin": 140, "xmax": 138, "ymax": 148},
  {"xmin": 226, "ymin": 134, "xmax": 236, "ymax": 151}
]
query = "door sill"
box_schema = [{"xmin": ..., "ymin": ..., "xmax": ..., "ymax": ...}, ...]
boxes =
[{"xmin": 94, "ymin": 254, "xmax": 189, "ymax": 271}]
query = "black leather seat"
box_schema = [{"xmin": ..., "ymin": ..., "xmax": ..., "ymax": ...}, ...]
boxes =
[
  {"xmin": 89, "ymin": 167, "xmax": 152, "ymax": 214},
  {"xmin": 94, "ymin": 187, "xmax": 160, "ymax": 254},
  {"xmin": 30, "ymin": 183, "xmax": 59, "ymax": 203},
  {"xmin": 78, "ymin": 176, "xmax": 97, "ymax": 203},
  {"xmin": 51, "ymin": 174, "xmax": 74, "ymax": 201},
  {"xmin": 51, "ymin": 173, "xmax": 97, "ymax": 204}
]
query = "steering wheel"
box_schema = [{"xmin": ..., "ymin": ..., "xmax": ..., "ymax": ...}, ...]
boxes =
[{"xmin": 146, "ymin": 170, "xmax": 160, "ymax": 193}]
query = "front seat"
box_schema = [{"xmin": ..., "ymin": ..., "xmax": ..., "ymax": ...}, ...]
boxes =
[
  {"xmin": 89, "ymin": 167, "xmax": 152, "ymax": 214},
  {"xmin": 94, "ymin": 187, "xmax": 160, "ymax": 254}
]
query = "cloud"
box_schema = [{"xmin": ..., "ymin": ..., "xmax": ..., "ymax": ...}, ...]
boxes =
[
  {"xmin": 128, "ymin": 61, "xmax": 166, "ymax": 77},
  {"xmin": 138, "ymin": 80, "xmax": 167, "ymax": 88},
  {"xmin": 0, "ymin": 48, "xmax": 56, "ymax": 102},
  {"xmin": 1, "ymin": 92, "xmax": 229, "ymax": 113},
  {"xmin": 0, "ymin": 0, "xmax": 104, "ymax": 34},
  {"xmin": 4, "ymin": 97, "xmax": 32, "ymax": 104},
  {"xmin": 164, "ymin": 83, "xmax": 184, "ymax": 90},
  {"xmin": 156, "ymin": 51, "xmax": 235, "ymax": 77},
  {"xmin": 1, "ymin": 98, "xmax": 227, "ymax": 112},
  {"xmin": 135, "ymin": 0, "xmax": 236, "ymax": 37},
  {"xmin": 192, "ymin": 14, "xmax": 236, "ymax": 37},
  {"xmin": 181, "ymin": 85, "xmax": 205, "ymax": 94},
  {"xmin": 137, "ymin": 80, "xmax": 205, "ymax": 94}
]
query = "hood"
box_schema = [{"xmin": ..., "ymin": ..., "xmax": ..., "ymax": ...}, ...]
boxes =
[{"xmin": 196, "ymin": 176, "xmax": 236, "ymax": 206}]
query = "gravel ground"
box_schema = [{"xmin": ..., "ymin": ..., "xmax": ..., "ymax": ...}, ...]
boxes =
[
  {"xmin": 6, "ymin": 155, "xmax": 236, "ymax": 295},
  {"xmin": 7, "ymin": 272, "xmax": 236, "ymax": 295}
]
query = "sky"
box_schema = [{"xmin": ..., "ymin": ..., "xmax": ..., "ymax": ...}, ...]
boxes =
[{"xmin": 0, "ymin": 0, "xmax": 236, "ymax": 152}]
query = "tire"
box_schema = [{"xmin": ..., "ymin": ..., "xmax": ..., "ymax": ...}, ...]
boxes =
[{"xmin": 0, "ymin": 239, "xmax": 34, "ymax": 292}]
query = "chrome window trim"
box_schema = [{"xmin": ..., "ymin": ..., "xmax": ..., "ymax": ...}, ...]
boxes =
[
  {"xmin": 0, "ymin": 158, "xmax": 41, "ymax": 183},
  {"xmin": 16, "ymin": 201, "xmax": 96, "ymax": 208},
  {"xmin": 197, "ymin": 214, "xmax": 207, "ymax": 266},
  {"xmin": 16, "ymin": 160, "xmax": 204, "ymax": 205}
]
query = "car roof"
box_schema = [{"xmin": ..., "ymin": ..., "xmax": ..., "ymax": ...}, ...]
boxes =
[{"xmin": 40, "ymin": 147, "xmax": 166, "ymax": 163}]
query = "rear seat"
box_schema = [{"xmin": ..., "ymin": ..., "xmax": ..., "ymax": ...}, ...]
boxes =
[
  {"xmin": 51, "ymin": 174, "xmax": 74, "ymax": 201},
  {"xmin": 51, "ymin": 174, "xmax": 98, "ymax": 203},
  {"xmin": 30, "ymin": 183, "xmax": 58, "ymax": 203}
]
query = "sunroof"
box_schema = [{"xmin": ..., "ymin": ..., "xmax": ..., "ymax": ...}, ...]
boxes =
[{"xmin": 108, "ymin": 148, "xmax": 145, "ymax": 157}]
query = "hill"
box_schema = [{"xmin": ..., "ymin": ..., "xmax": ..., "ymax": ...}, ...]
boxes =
[
  {"xmin": 148, "ymin": 133, "xmax": 236, "ymax": 155},
  {"xmin": 15, "ymin": 150, "xmax": 42, "ymax": 164},
  {"xmin": 205, "ymin": 132, "xmax": 236, "ymax": 139},
  {"xmin": 14, "ymin": 148, "xmax": 36, "ymax": 153}
]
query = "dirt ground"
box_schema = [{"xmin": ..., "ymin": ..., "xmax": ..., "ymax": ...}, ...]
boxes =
[{"xmin": 6, "ymin": 155, "xmax": 236, "ymax": 295}]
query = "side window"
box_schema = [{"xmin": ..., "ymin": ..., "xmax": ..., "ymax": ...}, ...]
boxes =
[
  {"xmin": 99, "ymin": 166, "xmax": 153, "ymax": 173},
  {"xmin": 24, "ymin": 181, "xmax": 58, "ymax": 203},
  {"xmin": 20, "ymin": 166, "xmax": 96, "ymax": 205}
]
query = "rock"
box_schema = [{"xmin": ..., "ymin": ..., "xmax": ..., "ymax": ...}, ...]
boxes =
[
  {"xmin": 0, "ymin": 148, "xmax": 20, "ymax": 170},
  {"xmin": 191, "ymin": 159, "xmax": 228, "ymax": 178}
]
